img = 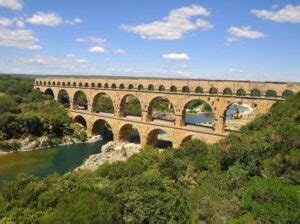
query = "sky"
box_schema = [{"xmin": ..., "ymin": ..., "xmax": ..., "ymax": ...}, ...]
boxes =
[{"xmin": 0, "ymin": 0, "xmax": 300, "ymax": 81}]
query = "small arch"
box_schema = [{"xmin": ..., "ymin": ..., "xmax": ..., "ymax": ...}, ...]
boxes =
[
  {"xmin": 73, "ymin": 115, "xmax": 87, "ymax": 128},
  {"xmin": 91, "ymin": 83, "xmax": 95, "ymax": 87},
  {"xmin": 148, "ymin": 84, "xmax": 154, "ymax": 91},
  {"xmin": 97, "ymin": 83, "xmax": 102, "ymax": 88},
  {"xmin": 39, "ymin": 81, "xmax": 42, "ymax": 85},
  {"xmin": 236, "ymin": 88, "xmax": 246, "ymax": 96},
  {"xmin": 52, "ymin": 81, "xmax": 56, "ymax": 86},
  {"xmin": 85, "ymin": 83, "xmax": 89, "ymax": 88},
  {"xmin": 209, "ymin": 87, "xmax": 218, "ymax": 95},
  {"xmin": 111, "ymin": 83, "xmax": 116, "ymax": 89},
  {"xmin": 73, "ymin": 82, "xmax": 77, "ymax": 87},
  {"xmin": 48, "ymin": 81, "xmax": 51, "ymax": 85},
  {"xmin": 195, "ymin": 86, "xmax": 203, "ymax": 93},
  {"xmin": 92, "ymin": 119, "xmax": 113, "ymax": 140},
  {"xmin": 62, "ymin": 82, "xmax": 66, "ymax": 86},
  {"xmin": 119, "ymin": 94, "xmax": 142, "ymax": 117},
  {"xmin": 159, "ymin": 85, "xmax": 165, "ymax": 91},
  {"xmin": 170, "ymin": 86, "xmax": 177, "ymax": 92},
  {"xmin": 79, "ymin": 82, "xmax": 83, "ymax": 87},
  {"xmin": 57, "ymin": 82, "xmax": 61, "ymax": 86},
  {"xmin": 104, "ymin": 83, "xmax": 109, "ymax": 88},
  {"xmin": 57, "ymin": 89, "xmax": 70, "ymax": 108},
  {"xmin": 119, "ymin": 124, "xmax": 140, "ymax": 144},
  {"xmin": 43, "ymin": 81, "xmax": 46, "ymax": 85},
  {"xmin": 138, "ymin": 84, "xmax": 144, "ymax": 90},
  {"xmin": 251, "ymin": 88, "xmax": 261, "ymax": 97},
  {"xmin": 35, "ymin": 81, "xmax": 39, "ymax": 85},
  {"xmin": 266, "ymin": 90, "xmax": 277, "ymax": 97},
  {"xmin": 183, "ymin": 99, "xmax": 214, "ymax": 127},
  {"xmin": 128, "ymin": 84, "xmax": 134, "ymax": 89},
  {"xmin": 44, "ymin": 88, "xmax": 54, "ymax": 99},
  {"xmin": 119, "ymin": 84, "xmax": 125, "ymax": 89},
  {"xmin": 282, "ymin": 90, "xmax": 294, "ymax": 98},
  {"xmin": 182, "ymin": 86, "xmax": 190, "ymax": 93},
  {"xmin": 67, "ymin": 82, "xmax": 71, "ymax": 86},
  {"xmin": 146, "ymin": 129, "xmax": 173, "ymax": 149},
  {"xmin": 148, "ymin": 96, "xmax": 175, "ymax": 122},
  {"xmin": 223, "ymin": 88, "xmax": 233, "ymax": 95},
  {"xmin": 92, "ymin": 93, "xmax": 114, "ymax": 113},
  {"xmin": 73, "ymin": 91, "xmax": 88, "ymax": 110}
]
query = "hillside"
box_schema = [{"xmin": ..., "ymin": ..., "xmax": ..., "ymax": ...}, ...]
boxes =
[{"xmin": 0, "ymin": 93, "xmax": 299, "ymax": 223}]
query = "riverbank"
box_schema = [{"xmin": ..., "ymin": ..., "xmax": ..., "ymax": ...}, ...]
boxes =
[
  {"xmin": 0, "ymin": 135, "xmax": 102, "ymax": 155},
  {"xmin": 78, "ymin": 141, "xmax": 141, "ymax": 171}
]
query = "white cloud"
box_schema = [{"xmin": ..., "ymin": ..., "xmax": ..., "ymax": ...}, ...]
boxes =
[
  {"xmin": 120, "ymin": 5, "xmax": 213, "ymax": 40},
  {"xmin": 27, "ymin": 12, "xmax": 63, "ymax": 26},
  {"xmin": 15, "ymin": 20, "xmax": 24, "ymax": 28},
  {"xmin": 162, "ymin": 53, "xmax": 190, "ymax": 60},
  {"xmin": 0, "ymin": 16, "xmax": 13, "ymax": 27},
  {"xmin": 0, "ymin": 0, "xmax": 23, "ymax": 11},
  {"xmin": 178, "ymin": 64, "xmax": 188, "ymax": 69},
  {"xmin": 0, "ymin": 27, "xmax": 41, "ymax": 50},
  {"xmin": 228, "ymin": 68, "xmax": 243, "ymax": 73},
  {"xmin": 14, "ymin": 54, "xmax": 93, "ymax": 74},
  {"xmin": 226, "ymin": 37, "xmax": 237, "ymax": 42},
  {"xmin": 251, "ymin": 4, "xmax": 300, "ymax": 23},
  {"xmin": 113, "ymin": 49, "xmax": 126, "ymax": 54},
  {"xmin": 76, "ymin": 37, "xmax": 106, "ymax": 45},
  {"xmin": 228, "ymin": 26, "xmax": 265, "ymax": 39},
  {"xmin": 65, "ymin": 17, "xmax": 83, "ymax": 25},
  {"xmin": 88, "ymin": 46, "xmax": 105, "ymax": 53}
]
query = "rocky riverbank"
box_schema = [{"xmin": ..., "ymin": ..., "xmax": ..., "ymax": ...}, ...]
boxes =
[{"xmin": 78, "ymin": 141, "xmax": 141, "ymax": 171}]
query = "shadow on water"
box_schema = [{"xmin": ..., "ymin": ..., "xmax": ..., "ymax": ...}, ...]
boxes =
[{"xmin": 0, "ymin": 141, "xmax": 106, "ymax": 185}]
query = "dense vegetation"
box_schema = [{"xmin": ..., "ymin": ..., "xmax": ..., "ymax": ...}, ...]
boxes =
[
  {"xmin": 0, "ymin": 88, "xmax": 299, "ymax": 223},
  {"xmin": 0, "ymin": 75, "xmax": 86, "ymax": 152}
]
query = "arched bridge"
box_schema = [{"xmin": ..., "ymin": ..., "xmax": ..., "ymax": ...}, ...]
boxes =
[{"xmin": 35, "ymin": 76, "xmax": 299, "ymax": 148}]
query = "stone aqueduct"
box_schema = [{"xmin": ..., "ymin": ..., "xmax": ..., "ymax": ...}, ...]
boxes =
[{"xmin": 35, "ymin": 76, "xmax": 300, "ymax": 148}]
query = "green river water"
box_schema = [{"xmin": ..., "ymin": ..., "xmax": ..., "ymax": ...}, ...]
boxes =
[{"xmin": 0, "ymin": 141, "xmax": 106, "ymax": 185}]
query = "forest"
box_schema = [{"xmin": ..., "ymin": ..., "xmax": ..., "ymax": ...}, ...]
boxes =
[{"xmin": 0, "ymin": 74, "xmax": 299, "ymax": 223}]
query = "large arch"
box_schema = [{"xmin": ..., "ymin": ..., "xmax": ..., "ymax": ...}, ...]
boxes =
[
  {"xmin": 146, "ymin": 129, "xmax": 173, "ymax": 149},
  {"xmin": 57, "ymin": 89, "xmax": 70, "ymax": 108},
  {"xmin": 92, "ymin": 93, "xmax": 114, "ymax": 113},
  {"xmin": 119, "ymin": 124, "xmax": 141, "ymax": 143},
  {"xmin": 182, "ymin": 99, "xmax": 214, "ymax": 127},
  {"xmin": 73, "ymin": 115, "xmax": 87, "ymax": 128},
  {"xmin": 148, "ymin": 96, "xmax": 175, "ymax": 122},
  {"xmin": 119, "ymin": 94, "xmax": 142, "ymax": 117},
  {"xmin": 92, "ymin": 119, "xmax": 113, "ymax": 140},
  {"xmin": 73, "ymin": 90, "xmax": 88, "ymax": 110},
  {"xmin": 44, "ymin": 88, "xmax": 54, "ymax": 99}
]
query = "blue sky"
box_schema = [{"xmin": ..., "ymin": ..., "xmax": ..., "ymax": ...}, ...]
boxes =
[{"xmin": 0, "ymin": 0, "xmax": 299, "ymax": 81}]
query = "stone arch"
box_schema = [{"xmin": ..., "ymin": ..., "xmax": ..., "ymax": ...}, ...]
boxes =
[
  {"xmin": 119, "ymin": 94, "xmax": 142, "ymax": 117},
  {"xmin": 182, "ymin": 99, "xmax": 214, "ymax": 127},
  {"xmin": 119, "ymin": 84, "xmax": 125, "ymax": 89},
  {"xmin": 57, "ymin": 81, "xmax": 61, "ymax": 86},
  {"xmin": 79, "ymin": 82, "xmax": 83, "ymax": 87},
  {"xmin": 223, "ymin": 88, "xmax": 233, "ymax": 95},
  {"xmin": 52, "ymin": 81, "xmax": 56, "ymax": 86},
  {"xmin": 35, "ymin": 81, "xmax": 39, "ymax": 85},
  {"xmin": 73, "ymin": 82, "xmax": 77, "ymax": 86},
  {"xmin": 73, "ymin": 90, "xmax": 88, "ymax": 110},
  {"xmin": 73, "ymin": 115, "xmax": 87, "ymax": 128},
  {"xmin": 209, "ymin": 87, "xmax": 218, "ymax": 94},
  {"xmin": 85, "ymin": 82, "xmax": 89, "ymax": 87},
  {"xmin": 195, "ymin": 86, "xmax": 203, "ymax": 93},
  {"xmin": 97, "ymin": 83, "xmax": 102, "ymax": 88},
  {"xmin": 182, "ymin": 86, "xmax": 190, "ymax": 93},
  {"xmin": 148, "ymin": 96, "xmax": 175, "ymax": 122},
  {"xmin": 148, "ymin": 84, "xmax": 154, "ymax": 91},
  {"xmin": 223, "ymin": 102, "xmax": 254, "ymax": 131},
  {"xmin": 91, "ymin": 82, "xmax": 95, "ymax": 87},
  {"xmin": 159, "ymin": 85, "xmax": 165, "ymax": 91},
  {"xmin": 266, "ymin": 89, "xmax": 277, "ymax": 97},
  {"xmin": 91, "ymin": 119, "xmax": 113, "ymax": 140},
  {"xmin": 170, "ymin": 85, "xmax": 177, "ymax": 92},
  {"xmin": 48, "ymin": 81, "xmax": 51, "ymax": 85},
  {"xmin": 138, "ymin": 84, "xmax": 144, "ymax": 90},
  {"xmin": 39, "ymin": 81, "xmax": 42, "ymax": 85},
  {"xmin": 92, "ymin": 92, "xmax": 114, "ymax": 113},
  {"xmin": 104, "ymin": 83, "xmax": 109, "ymax": 88},
  {"xmin": 62, "ymin": 82, "xmax": 66, "ymax": 86},
  {"xmin": 57, "ymin": 89, "xmax": 70, "ymax": 108},
  {"xmin": 43, "ymin": 81, "xmax": 46, "ymax": 85},
  {"xmin": 67, "ymin": 82, "xmax": 71, "ymax": 86},
  {"xmin": 111, "ymin": 83, "xmax": 117, "ymax": 89},
  {"xmin": 236, "ymin": 88, "xmax": 246, "ymax": 96},
  {"xmin": 146, "ymin": 128, "xmax": 173, "ymax": 148},
  {"xmin": 128, "ymin": 84, "xmax": 134, "ymax": 89},
  {"xmin": 282, "ymin": 90, "xmax": 294, "ymax": 98},
  {"xmin": 119, "ymin": 124, "xmax": 141, "ymax": 143},
  {"xmin": 44, "ymin": 88, "xmax": 54, "ymax": 99},
  {"xmin": 251, "ymin": 88, "xmax": 261, "ymax": 97}
]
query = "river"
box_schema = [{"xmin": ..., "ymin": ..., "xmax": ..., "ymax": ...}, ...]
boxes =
[{"xmin": 0, "ymin": 141, "xmax": 106, "ymax": 185}]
